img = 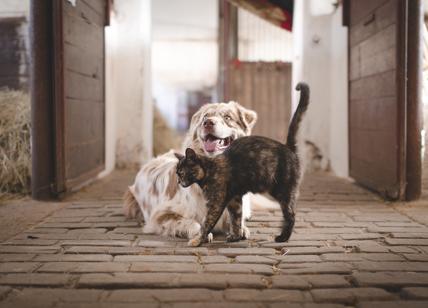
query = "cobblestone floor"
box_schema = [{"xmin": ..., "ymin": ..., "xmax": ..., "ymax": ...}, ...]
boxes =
[{"xmin": 0, "ymin": 172, "xmax": 428, "ymax": 307}]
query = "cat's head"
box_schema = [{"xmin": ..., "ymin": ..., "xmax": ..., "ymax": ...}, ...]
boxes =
[{"xmin": 175, "ymin": 148, "xmax": 205, "ymax": 187}]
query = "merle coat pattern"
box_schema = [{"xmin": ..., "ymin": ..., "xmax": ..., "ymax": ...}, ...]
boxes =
[{"xmin": 175, "ymin": 83, "xmax": 310, "ymax": 246}]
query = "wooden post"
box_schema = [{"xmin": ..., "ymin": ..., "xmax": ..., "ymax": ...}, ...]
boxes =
[
  {"xmin": 29, "ymin": 0, "xmax": 56, "ymax": 200},
  {"xmin": 218, "ymin": 0, "xmax": 238, "ymax": 102},
  {"xmin": 406, "ymin": 0, "xmax": 423, "ymax": 200}
]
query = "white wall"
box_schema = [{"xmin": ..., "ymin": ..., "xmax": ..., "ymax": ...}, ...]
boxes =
[
  {"xmin": 0, "ymin": 0, "xmax": 29, "ymax": 18},
  {"xmin": 101, "ymin": 0, "xmax": 153, "ymax": 175},
  {"xmin": 151, "ymin": 0, "xmax": 218, "ymax": 129},
  {"xmin": 329, "ymin": 6, "xmax": 349, "ymax": 177},
  {"xmin": 293, "ymin": 0, "xmax": 349, "ymax": 177}
]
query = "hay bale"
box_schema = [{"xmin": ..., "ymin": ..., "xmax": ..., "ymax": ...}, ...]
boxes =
[{"xmin": 0, "ymin": 90, "xmax": 31, "ymax": 197}]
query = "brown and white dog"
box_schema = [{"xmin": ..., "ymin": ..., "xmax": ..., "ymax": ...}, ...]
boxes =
[{"xmin": 123, "ymin": 101, "xmax": 258, "ymax": 238}]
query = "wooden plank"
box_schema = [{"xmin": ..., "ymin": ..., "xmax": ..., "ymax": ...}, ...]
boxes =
[
  {"xmin": 350, "ymin": 130, "xmax": 397, "ymax": 175},
  {"xmin": 350, "ymin": 69, "xmax": 396, "ymax": 100},
  {"xmin": 350, "ymin": 159, "xmax": 398, "ymax": 196},
  {"xmin": 360, "ymin": 47, "xmax": 396, "ymax": 78},
  {"xmin": 0, "ymin": 62, "xmax": 20, "ymax": 76},
  {"xmin": 66, "ymin": 139, "xmax": 104, "ymax": 180},
  {"xmin": 348, "ymin": 0, "xmax": 404, "ymax": 200},
  {"xmin": 227, "ymin": 62, "xmax": 291, "ymax": 141},
  {"xmin": 350, "ymin": 0, "xmax": 389, "ymax": 26},
  {"xmin": 81, "ymin": 0, "xmax": 106, "ymax": 18},
  {"xmin": 349, "ymin": 97, "xmax": 396, "ymax": 131},
  {"xmin": 64, "ymin": 0, "xmax": 105, "ymax": 27},
  {"xmin": 63, "ymin": 6, "xmax": 103, "ymax": 51},
  {"xmin": 406, "ymin": 0, "xmax": 423, "ymax": 200},
  {"xmin": 259, "ymin": 63, "xmax": 269, "ymax": 138},
  {"xmin": 350, "ymin": 0, "xmax": 397, "ymax": 46},
  {"xmin": 359, "ymin": 24, "xmax": 396, "ymax": 58},
  {"xmin": 64, "ymin": 42, "xmax": 103, "ymax": 78},
  {"xmin": 0, "ymin": 77, "xmax": 20, "ymax": 89},
  {"xmin": 64, "ymin": 70, "xmax": 103, "ymax": 102},
  {"xmin": 65, "ymin": 98, "xmax": 104, "ymax": 146}
]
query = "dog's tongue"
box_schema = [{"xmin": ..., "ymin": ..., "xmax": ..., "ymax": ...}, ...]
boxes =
[{"xmin": 204, "ymin": 139, "xmax": 219, "ymax": 152}]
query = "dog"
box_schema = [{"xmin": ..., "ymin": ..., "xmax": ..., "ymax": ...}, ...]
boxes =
[{"xmin": 123, "ymin": 101, "xmax": 257, "ymax": 238}]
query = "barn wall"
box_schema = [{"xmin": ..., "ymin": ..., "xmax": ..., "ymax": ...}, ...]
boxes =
[
  {"xmin": 101, "ymin": 0, "xmax": 153, "ymax": 175},
  {"xmin": 329, "ymin": 5, "xmax": 349, "ymax": 178},
  {"xmin": 293, "ymin": 1, "xmax": 349, "ymax": 177},
  {"xmin": 0, "ymin": 0, "xmax": 30, "ymax": 90}
]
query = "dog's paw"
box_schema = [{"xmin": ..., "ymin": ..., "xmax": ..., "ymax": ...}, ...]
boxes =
[
  {"xmin": 207, "ymin": 233, "xmax": 213, "ymax": 243},
  {"xmin": 187, "ymin": 222, "xmax": 202, "ymax": 238},
  {"xmin": 240, "ymin": 226, "xmax": 250, "ymax": 240},
  {"xmin": 188, "ymin": 235, "xmax": 203, "ymax": 247}
]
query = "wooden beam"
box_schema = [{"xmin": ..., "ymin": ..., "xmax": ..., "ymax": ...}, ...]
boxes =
[
  {"xmin": 218, "ymin": 0, "xmax": 238, "ymax": 102},
  {"xmin": 406, "ymin": 0, "xmax": 423, "ymax": 200},
  {"xmin": 29, "ymin": 0, "xmax": 56, "ymax": 200}
]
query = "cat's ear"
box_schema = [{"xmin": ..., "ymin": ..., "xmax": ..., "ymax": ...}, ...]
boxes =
[
  {"xmin": 174, "ymin": 152, "xmax": 184, "ymax": 160},
  {"xmin": 185, "ymin": 148, "xmax": 197, "ymax": 160}
]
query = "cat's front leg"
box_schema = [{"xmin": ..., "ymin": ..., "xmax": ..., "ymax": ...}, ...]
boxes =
[
  {"xmin": 188, "ymin": 200, "xmax": 227, "ymax": 247},
  {"xmin": 187, "ymin": 232, "xmax": 213, "ymax": 247}
]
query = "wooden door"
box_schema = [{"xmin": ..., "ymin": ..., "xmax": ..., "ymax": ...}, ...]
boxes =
[
  {"xmin": 347, "ymin": 0, "xmax": 407, "ymax": 199},
  {"xmin": 54, "ymin": 0, "xmax": 107, "ymax": 192},
  {"xmin": 228, "ymin": 61, "xmax": 292, "ymax": 142}
]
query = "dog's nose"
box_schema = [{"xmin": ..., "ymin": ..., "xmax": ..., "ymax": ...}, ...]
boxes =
[{"xmin": 203, "ymin": 119, "xmax": 214, "ymax": 128}]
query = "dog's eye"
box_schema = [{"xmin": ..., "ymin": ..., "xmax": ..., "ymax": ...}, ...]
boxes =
[{"xmin": 224, "ymin": 115, "xmax": 231, "ymax": 121}]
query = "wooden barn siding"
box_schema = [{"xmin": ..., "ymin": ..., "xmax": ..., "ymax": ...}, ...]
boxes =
[
  {"xmin": 62, "ymin": 0, "xmax": 106, "ymax": 185},
  {"xmin": 228, "ymin": 62, "xmax": 292, "ymax": 142},
  {"xmin": 0, "ymin": 18, "xmax": 28, "ymax": 90},
  {"xmin": 349, "ymin": 0, "xmax": 403, "ymax": 197}
]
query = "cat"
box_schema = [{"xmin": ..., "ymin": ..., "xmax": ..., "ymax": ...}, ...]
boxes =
[{"xmin": 175, "ymin": 82, "xmax": 310, "ymax": 246}]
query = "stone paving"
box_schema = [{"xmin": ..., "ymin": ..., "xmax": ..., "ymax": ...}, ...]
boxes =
[{"xmin": 0, "ymin": 172, "xmax": 428, "ymax": 307}]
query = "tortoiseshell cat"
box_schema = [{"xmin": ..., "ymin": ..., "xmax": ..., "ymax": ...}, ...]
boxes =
[{"xmin": 175, "ymin": 83, "xmax": 310, "ymax": 246}]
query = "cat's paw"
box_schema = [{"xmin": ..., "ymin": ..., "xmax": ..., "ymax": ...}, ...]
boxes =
[
  {"xmin": 275, "ymin": 233, "xmax": 291, "ymax": 243},
  {"xmin": 240, "ymin": 226, "xmax": 250, "ymax": 239},
  {"xmin": 188, "ymin": 235, "xmax": 203, "ymax": 247},
  {"xmin": 207, "ymin": 233, "xmax": 213, "ymax": 243},
  {"xmin": 226, "ymin": 234, "xmax": 242, "ymax": 242}
]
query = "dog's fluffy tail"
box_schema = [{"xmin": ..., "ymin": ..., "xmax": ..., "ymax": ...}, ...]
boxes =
[
  {"xmin": 123, "ymin": 187, "xmax": 144, "ymax": 223},
  {"xmin": 248, "ymin": 193, "xmax": 280, "ymax": 211},
  {"xmin": 287, "ymin": 82, "xmax": 310, "ymax": 152}
]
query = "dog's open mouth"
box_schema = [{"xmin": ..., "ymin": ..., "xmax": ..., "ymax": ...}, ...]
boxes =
[{"xmin": 203, "ymin": 134, "xmax": 234, "ymax": 153}]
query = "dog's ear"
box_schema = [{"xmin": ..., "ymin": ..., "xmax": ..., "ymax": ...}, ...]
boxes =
[
  {"xmin": 231, "ymin": 102, "xmax": 257, "ymax": 133},
  {"xmin": 242, "ymin": 108, "xmax": 257, "ymax": 130},
  {"xmin": 185, "ymin": 148, "xmax": 197, "ymax": 160},
  {"xmin": 174, "ymin": 152, "xmax": 184, "ymax": 160}
]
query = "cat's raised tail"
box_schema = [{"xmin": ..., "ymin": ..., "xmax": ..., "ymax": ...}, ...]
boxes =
[{"xmin": 286, "ymin": 82, "xmax": 310, "ymax": 152}]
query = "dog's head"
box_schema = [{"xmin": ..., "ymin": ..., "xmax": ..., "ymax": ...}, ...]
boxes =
[{"xmin": 183, "ymin": 101, "xmax": 257, "ymax": 157}]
